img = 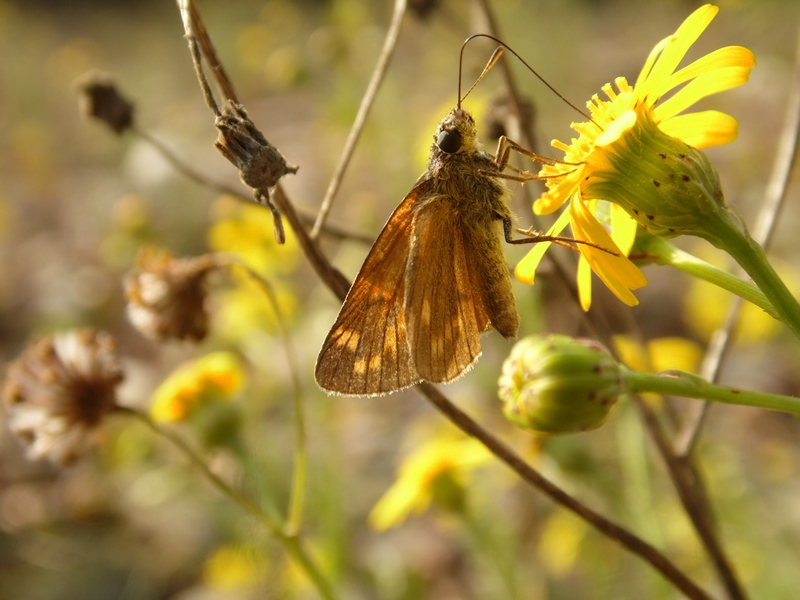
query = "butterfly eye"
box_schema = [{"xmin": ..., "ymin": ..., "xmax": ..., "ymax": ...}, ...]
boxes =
[{"xmin": 437, "ymin": 129, "xmax": 462, "ymax": 154}]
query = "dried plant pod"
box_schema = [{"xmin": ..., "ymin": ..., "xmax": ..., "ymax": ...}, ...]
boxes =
[
  {"xmin": 76, "ymin": 72, "xmax": 135, "ymax": 135},
  {"xmin": 214, "ymin": 100, "xmax": 298, "ymax": 192}
]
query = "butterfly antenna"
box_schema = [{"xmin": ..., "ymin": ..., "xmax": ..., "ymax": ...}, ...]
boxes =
[
  {"xmin": 459, "ymin": 46, "xmax": 504, "ymax": 107},
  {"xmin": 459, "ymin": 33, "xmax": 596, "ymax": 125}
]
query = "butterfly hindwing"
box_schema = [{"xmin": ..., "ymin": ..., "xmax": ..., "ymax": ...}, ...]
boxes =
[{"xmin": 404, "ymin": 195, "xmax": 490, "ymax": 383}]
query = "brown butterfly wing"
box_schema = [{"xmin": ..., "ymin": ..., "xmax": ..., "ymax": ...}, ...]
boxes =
[
  {"xmin": 315, "ymin": 180, "xmax": 434, "ymax": 396},
  {"xmin": 404, "ymin": 196, "xmax": 492, "ymax": 383}
]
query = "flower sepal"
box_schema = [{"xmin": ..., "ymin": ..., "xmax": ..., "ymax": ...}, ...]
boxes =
[{"xmin": 585, "ymin": 107, "xmax": 727, "ymax": 242}]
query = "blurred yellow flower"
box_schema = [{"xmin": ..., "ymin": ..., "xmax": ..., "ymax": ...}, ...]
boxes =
[
  {"xmin": 150, "ymin": 352, "xmax": 246, "ymax": 423},
  {"xmin": 516, "ymin": 4, "xmax": 754, "ymax": 310},
  {"xmin": 208, "ymin": 195, "xmax": 299, "ymax": 277},
  {"xmin": 613, "ymin": 335, "xmax": 703, "ymax": 375},
  {"xmin": 203, "ymin": 543, "xmax": 263, "ymax": 591},
  {"xmin": 369, "ymin": 436, "xmax": 492, "ymax": 531},
  {"xmin": 538, "ymin": 510, "xmax": 587, "ymax": 576},
  {"xmin": 683, "ymin": 250, "xmax": 796, "ymax": 342}
]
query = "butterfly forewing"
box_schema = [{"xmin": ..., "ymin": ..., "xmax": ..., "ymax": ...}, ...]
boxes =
[
  {"xmin": 405, "ymin": 197, "xmax": 489, "ymax": 383},
  {"xmin": 315, "ymin": 182, "xmax": 433, "ymax": 396}
]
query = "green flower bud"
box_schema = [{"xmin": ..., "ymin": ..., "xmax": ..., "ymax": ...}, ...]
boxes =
[
  {"xmin": 583, "ymin": 107, "xmax": 726, "ymax": 242},
  {"xmin": 498, "ymin": 335, "xmax": 624, "ymax": 434}
]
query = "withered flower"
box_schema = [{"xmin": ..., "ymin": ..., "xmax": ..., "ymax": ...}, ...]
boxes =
[
  {"xmin": 214, "ymin": 100, "xmax": 298, "ymax": 193},
  {"xmin": 2, "ymin": 329, "xmax": 124, "ymax": 464},
  {"xmin": 76, "ymin": 72, "xmax": 135, "ymax": 135},
  {"xmin": 125, "ymin": 247, "xmax": 218, "ymax": 342}
]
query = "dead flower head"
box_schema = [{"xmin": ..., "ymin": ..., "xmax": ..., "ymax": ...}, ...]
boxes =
[
  {"xmin": 76, "ymin": 72, "xmax": 135, "ymax": 135},
  {"xmin": 2, "ymin": 329, "xmax": 124, "ymax": 465},
  {"xmin": 214, "ymin": 100, "xmax": 298, "ymax": 192},
  {"xmin": 125, "ymin": 247, "xmax": 219, "ymax": 342}
]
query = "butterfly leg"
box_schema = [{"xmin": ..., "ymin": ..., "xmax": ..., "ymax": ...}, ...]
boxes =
[
  {"xmin": 493, "ymin": 136, "xmax": 579, "ymax": 171},
  {"xmin": 501, "ymin": 216, "xmax": 618, "ymax": 254}
]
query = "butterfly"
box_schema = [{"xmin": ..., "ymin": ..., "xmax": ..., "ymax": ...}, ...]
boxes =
[{"xmin": 315, "ymin": 106, "xmax": 570, "ymax": 396}]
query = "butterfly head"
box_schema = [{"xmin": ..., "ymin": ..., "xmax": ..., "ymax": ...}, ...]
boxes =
[{"xmin": 435, "ymin": 108, "xmax": 478, "ymax": 156}]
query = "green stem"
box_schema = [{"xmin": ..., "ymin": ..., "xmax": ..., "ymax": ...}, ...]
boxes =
[
  {"xmin": 706, "ymin": 210, "xmax": 800, "ymax": 339},
  {"xmin": 623, "ymin": 369, "xmax": 800, "ymax": 417},
  {"xmin": 122, "ymin": 408, "xmax": 336, "ymax": 600},
  {"xmin": 633, "ymin": 234, "xmax": 779, "ymax": 320},
  {"xmin": 219, "ymin": 256, "xmax": 308, "ymax": 535}
]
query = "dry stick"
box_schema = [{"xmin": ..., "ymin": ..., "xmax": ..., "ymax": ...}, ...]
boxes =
[
  {"xmin": 472, "ymin": 1, "xmax": 743, "ymax": 598},
  {"xmin": 133, "ymin": 126, "xmax": 374, "ymax": 245},
  {"xmin": 676, "ymin": 29, "xmax": 800, "ymax": 457},
  {"xmin": 270, "ymin": 187, "xmax": 711, "ymax": 600},
  {"xmin": 418, "ymin": 383, "xmax": 713, "ymax": 600},
  {"xmin": 633, "ymin": 399, "xmax": 745, "ymax": 600},
  {"xmin": 181, "ymin": 0, "xmax": 238, "ymax": 104},
  {"xmin": 310, "ymin": 0, "xmax": 408, "ymax": 240}
]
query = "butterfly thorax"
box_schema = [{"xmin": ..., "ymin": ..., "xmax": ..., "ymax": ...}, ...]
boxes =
[{"xmin": 424, "ymin": 108, "xmax": 512, "ymax": 225}]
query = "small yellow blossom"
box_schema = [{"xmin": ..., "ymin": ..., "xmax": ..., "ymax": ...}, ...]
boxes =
[
  {"xmin": 613, "ymin": 335, "xmax": 703, "ymax": 375},
  {"xmin": 516, "ymin": 4, "xmax": 755, "ymax": 310},
  {"xmin": 203, "ymin": 543, "xmax": 263, "ymax": 592},
  {"xmin": 369, "ymin": 436, "xmax": 492, "ymax": 531},
  {"xmin": 208, "ymin": 195, "xmax": 299, "ymax": 277},
  {"xmin": 150, "ymin": 351, "xmax": 246, "ymax": 423}
]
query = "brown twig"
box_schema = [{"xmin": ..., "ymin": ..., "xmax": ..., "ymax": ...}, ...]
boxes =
[
  {"xmin": 310, "ymin": 0, "xmax": 408, "ymax": 240},
  {"xmin": 133, "ymin": 125, "xmax": 373, "ymax": 245}
]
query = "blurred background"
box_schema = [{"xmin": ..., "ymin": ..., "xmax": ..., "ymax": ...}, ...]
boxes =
[{"xmin": 1, "ymin": 0, "xmax": 800, "ymax": 598}]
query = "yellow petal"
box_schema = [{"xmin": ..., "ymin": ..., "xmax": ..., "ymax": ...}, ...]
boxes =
[
  {"xmin": 595, "ymin": 110, "xmax": 637, "ymax": 147},
  {"xmin": 610, "ymin": 204, "xmax": 638, "ymax": 255},
  {"xmin": 660, "ymin": 110, "xmax": 738, "ymax": 148},
  {"xmin": 638, "ymin": 5, "xmax": 719, "ymax": 101},
  {"xmin": 654, "ymin": 65, "xmax": 753, "ymax": 122},
  {"xmin": 577, "ymin": 255, "xmax": 593, "ymax": 311},
  {"xmin": 570, "ymin": 199, "xmax": 646, "ymax": 306},
  {"xmin": 635, "ymin": 35, "xmax": 673, "ymax": 98},
  {"xmin": 515, "ymin": 209, "xmax": 571, "ymax": 284},
  {"xmin": 534, "ymin": 167, "xmax": 583, "ymax": 215},
  {"xmin": 659, "ymin": 46, "xmax": 756, "ymax": 96}
]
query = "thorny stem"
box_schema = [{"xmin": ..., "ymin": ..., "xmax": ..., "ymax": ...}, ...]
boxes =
[
  {"xmin": 677, "ymin": 31, "xmax": 800, "ymax": 457},
  {"xmin": 310, "ymin": 0, "xmax": 408, "ymax": 240},
  {"xmin": 123, "ymin": 407, "xmax": 337, "ymax": 600}
]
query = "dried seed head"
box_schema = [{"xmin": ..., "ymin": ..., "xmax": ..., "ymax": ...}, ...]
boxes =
[
  {"xmin": 125, "ymin": 247, "xmax": 218, "ymax": 342},
  {"xmin": 214, "ymin": 100, "xmax": 298, "ymax": 192},
  {"xmin": 76, "ymin": 72, "xmax": 135, "ymax": 135},
  {"xmin": 2, "ymin": 329, "xmax": 124, "ymax": 464}
]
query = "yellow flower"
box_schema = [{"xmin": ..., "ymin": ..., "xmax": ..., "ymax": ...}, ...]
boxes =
[
  {"xmin": 369, "ymin": 436, "xmax": 492, "ymax": 531},
  {"xmin": 516, "ymin": 4, "xmax": 755, "ymax": 310},
  {"xmin": 208, "ymin": 195, "xmax": 299, "ymax": 277},
  {"xmin": 150, "ymin": 351, "xmax": 246, "ymax": 423},
  {"xmin": 203, "ymin": 543, "xmax": 263, "ymax": 591},
  {"xmin": 613, "ymin": 335, "xmax": 703, "ymax": 375}
]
